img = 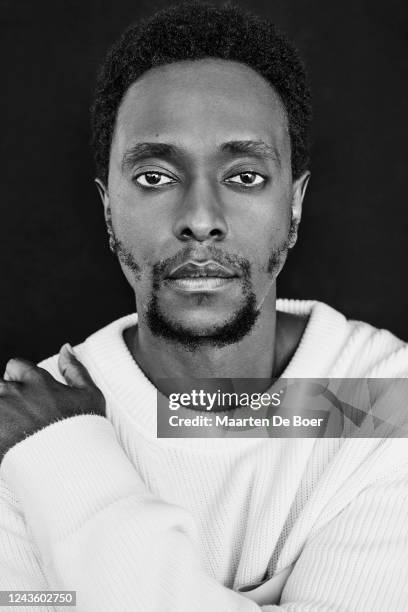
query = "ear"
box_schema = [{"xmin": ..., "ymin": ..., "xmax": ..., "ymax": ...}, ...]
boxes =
[
  {"xmin": 289, "ymin": 171, "xmax": 311, "ymax": 247},
  {"xmin": 94, "ymin": 178, "xmax": 109, "ymax": 218},
  {"xmin": 95, "ymin": 178, "xmax": 115, "ymax": 252}
]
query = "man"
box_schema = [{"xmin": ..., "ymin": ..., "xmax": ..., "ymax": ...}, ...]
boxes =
[{"xmin": 1, "ymin": 2, "xmax": 408, "ymax": 611}]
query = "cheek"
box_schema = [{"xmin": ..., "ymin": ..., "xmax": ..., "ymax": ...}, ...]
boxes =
[
  {"xmin": 109, "ymin": 185, "xmax": 157, "ymax": 262},
  {"xmin": 230, "ymin": 194, "xmax": 291, "ymax": 267}
]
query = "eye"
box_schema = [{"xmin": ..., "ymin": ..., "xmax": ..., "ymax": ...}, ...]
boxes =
[
  {"xmin": 134, "ymin": 171, "xmax": 176, "ymax": 188},
  {"xmin": 224, "ymin": 171, "xmax": 266, "ymax": 187}
]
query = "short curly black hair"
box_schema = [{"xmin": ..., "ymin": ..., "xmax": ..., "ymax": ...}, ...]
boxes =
[{"xmin": 91, "ymin": 1, "xmax": 312, "ymax": 185}]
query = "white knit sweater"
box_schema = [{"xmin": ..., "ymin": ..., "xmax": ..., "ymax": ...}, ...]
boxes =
[{"xmin": 1, "ymin": 299, "xmax": 408, "ymax": 612}]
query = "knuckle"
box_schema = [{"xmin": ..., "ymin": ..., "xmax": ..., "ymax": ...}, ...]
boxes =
[
  {"xmin": 5, "ymin": 357, "xmax": 20, "ymax": 370},
  {"xmin": 7, "ymin": 357, "xmax": 29, "ymax": 366},
  {"xmin": 6, "ymin": 357, "xmax": 36, "ymax": 377}
]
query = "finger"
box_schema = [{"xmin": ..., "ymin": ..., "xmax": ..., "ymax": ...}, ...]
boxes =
[
  {"xmin": 0, "ymin": 380, "xmax": 20, "ymax": 395},
  {"xmin": 4, "ymin": 358, "xmax": 40, "ymax": 383},
  {"xmin": 58, "ymin": 344, "xmax": 95, "ymax": 389}
]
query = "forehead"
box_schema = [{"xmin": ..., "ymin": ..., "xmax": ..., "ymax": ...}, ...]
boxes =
[{"xmin": 112, "ymin": 58, "xmax": 290, "ymax": 162}]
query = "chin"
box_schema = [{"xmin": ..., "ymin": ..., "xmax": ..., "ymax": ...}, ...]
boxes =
[
  {"xmin": 144, "ymin": 292, "xmax": 260, "ymax": 349},
  {"xmin": 171, "ymin": 309, "xmax": 233, "ymax": 329},
  {"xmin": 155, "ymin": 309, "xmax": 238, "ymax": 337}
]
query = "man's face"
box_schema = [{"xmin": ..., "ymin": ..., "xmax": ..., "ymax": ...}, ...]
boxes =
[{"xmin": 102, "ymin": 59, "xmax": 308, "ymax": 348}]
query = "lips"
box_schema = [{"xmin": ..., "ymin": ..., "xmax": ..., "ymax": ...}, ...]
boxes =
[{"xmin": 167, "ymin": 261, "xmax": 238, "ymax": 280}]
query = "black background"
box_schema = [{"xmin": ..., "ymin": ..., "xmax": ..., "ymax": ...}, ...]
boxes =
[{"xmin": 1, "ymin": 0, "xmax": 407, "ymax": 369}]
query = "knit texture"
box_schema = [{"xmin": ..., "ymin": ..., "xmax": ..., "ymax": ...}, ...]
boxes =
[{"xmin": 1, "ymin": 299, "xmax": 408, "ymax": 611}]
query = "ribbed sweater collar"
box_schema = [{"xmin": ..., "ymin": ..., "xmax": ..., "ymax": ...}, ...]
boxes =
[{"xmin": 84, "ymin": 299, "xmax": 349, "ymax": 450}]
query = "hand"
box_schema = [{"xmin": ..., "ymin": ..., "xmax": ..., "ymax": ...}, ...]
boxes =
[{"xmin": 0, "ymin": 344, "xmax": 106, "ymax": 462}]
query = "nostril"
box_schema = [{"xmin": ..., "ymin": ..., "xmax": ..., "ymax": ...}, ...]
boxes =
[
  {"xmin": 209, "ymin": 228, "xmax": 223, "ymax": 238},
  {"xmin": 181, "ymin": 228, "xmax": 194, "ymax": 239},
  {"xmin": 177, "ymin": 225, "xmax": 226, "ymax": 241}
]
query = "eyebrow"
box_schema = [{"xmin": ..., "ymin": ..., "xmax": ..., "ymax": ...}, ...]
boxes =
[
  {"xmin": 121, "ymin": 142, "xmax": 180, "ymax": 173},
  {"xmin": 220, "ymin": 140, "xmax": 281, "ymax": 166},
  {"xmin": 121, "ymin": 139, "xmax": 281, "ymax": 173}
]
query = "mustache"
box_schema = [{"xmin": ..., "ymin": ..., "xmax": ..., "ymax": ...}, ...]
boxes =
[{"xmin": 152, "ymin": 246, "xmax": 251, "ymax": 286}]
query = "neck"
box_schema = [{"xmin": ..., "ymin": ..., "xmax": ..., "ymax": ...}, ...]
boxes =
[{"xmin": 124, "ymin": 287, "xmax": 309, "ymax": 396}]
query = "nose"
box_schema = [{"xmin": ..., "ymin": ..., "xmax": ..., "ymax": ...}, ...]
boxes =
[{"xmin": 172, "ymin": 178, "xmax": 228, "ymax": 243}]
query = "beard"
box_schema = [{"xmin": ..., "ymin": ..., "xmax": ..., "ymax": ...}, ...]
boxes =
[
  {"xmin": 145, "ymin": 268, "xmax": 259, "ymax": 351},
  {"xmin": 110, "ymin": 216, "xmax": 297, "ymax": 351}
]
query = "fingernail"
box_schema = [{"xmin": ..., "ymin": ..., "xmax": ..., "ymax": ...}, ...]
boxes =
[
  {"xmin": 3, "ymin": 370, "xmax": 11, "ymax": 381},
  {"xmin": 63, "ymin": 343, "xmax": 75, "ymax": 356}
]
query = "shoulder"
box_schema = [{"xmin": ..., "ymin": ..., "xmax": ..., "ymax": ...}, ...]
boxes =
[
  {"xmin": 277, "ymin": 299, "xmax": 407, "ymax": 377},
  {"xmin": 334, "ymin": 318, "xmax": 408, "ymax": 377}
]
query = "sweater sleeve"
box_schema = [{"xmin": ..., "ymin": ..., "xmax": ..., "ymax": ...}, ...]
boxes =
[
  {"xmin": 0, "ymin": 479, "xmax": 56, "ymax": 611},
  {"xmin": 278, "ymin": 465, "xmax": 408, "ymax": 610},
  {"xmin": 0, "ymin": 416, "xmax": 262, "ymax": 612},
  {"xmin": 2, "ymin": 416, "xmax": 408, "ymax": 612}
]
